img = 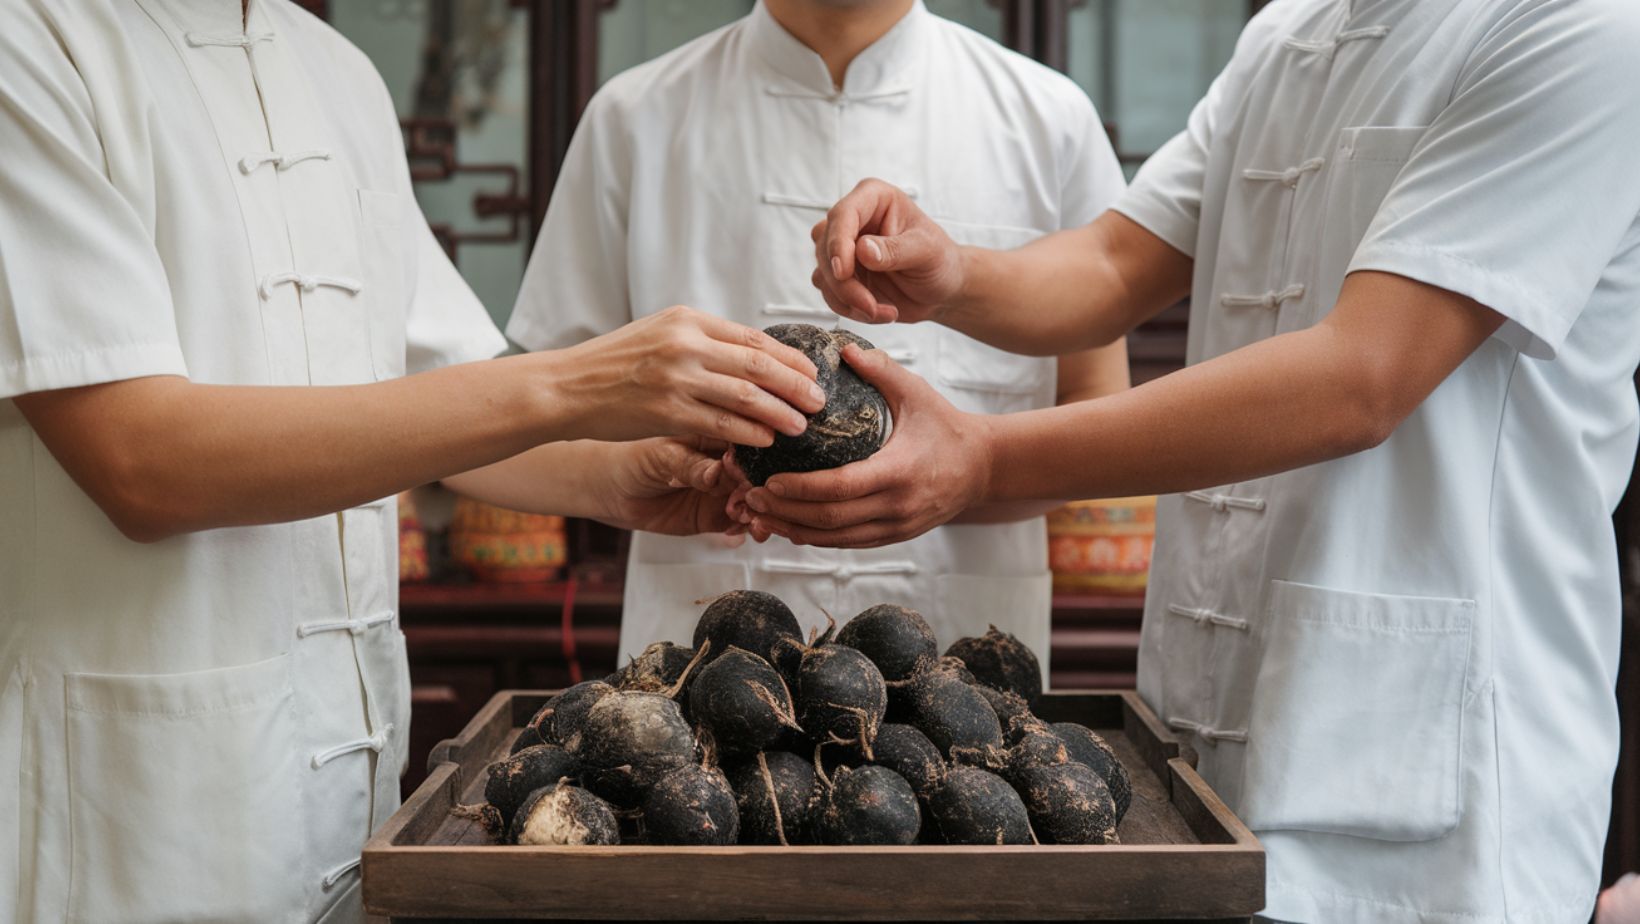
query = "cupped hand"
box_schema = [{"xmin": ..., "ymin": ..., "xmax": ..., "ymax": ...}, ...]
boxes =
[
  {"xmin": 599, "ymin": 437, "xmax": 747, "ymax": 542},
  {"xmin": 810, "ymin": 179, "xmax": 966, "ymax": 326},
  {"xmin": 735, "ymin": 344, "xmax": 991, "ymax": 548},
  {"xmin": 547, "ymin": 306, "xmax": 828, "ymax": 446}
]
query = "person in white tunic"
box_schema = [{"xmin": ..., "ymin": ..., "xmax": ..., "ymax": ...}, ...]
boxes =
[
  {"xmin": 751, "ymin": 0, "xmax": 1640, "ymax": 920},
  {"xmin": 508, "ymin": 0, "xmax": 1129, "ymax": 665},
  {"xmin": 0, "ymin": 1, "xmax": 828, "ymax": 921}
]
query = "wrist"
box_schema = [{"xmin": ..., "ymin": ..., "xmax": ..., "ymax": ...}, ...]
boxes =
[
  {"xmin": 583, "ymin": 440, "xmax": 634, "ymax": 525},
  {"xmin": 520, "ymin": 348, "xmax": 584, "ymax": 444},
  {"xmin": 942, "ymin": 246, "xmax": 989, "ymax": 331},
  {"xmin": 966, "ymin": 411, "xmax": 1000, "ymax": 509}
]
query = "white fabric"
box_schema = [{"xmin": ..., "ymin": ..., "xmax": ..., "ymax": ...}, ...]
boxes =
[
  {"xmin": 1115, "ymin": 0, "xmax": 1640, "ymax": 921},
  {"xmin": 0, "ymin": 0, "xmax": 506, "ymax": 921},
  {"xmin": 508, "ymin": 0, "xmax": 1124, "ymax": 667}
]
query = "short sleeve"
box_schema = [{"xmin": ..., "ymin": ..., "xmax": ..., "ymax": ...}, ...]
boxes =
[
  {"xmin": 1056, "ymin": 92, "xmax": 1127, "ymax": 231},
  {"xmin": 1113, "ymin": 96, "xmax": 1213, "ymax": 258},
  {"xmin": 505, "ymin": 87, "xmax": 635, "ymax": 351},
  {"xmin": 404, "ymin": 216, "xmax": 508, "ymax": 375},
  {"xmin": 0, "ymin": 4, "xmax": 185, "ymax": 400},
  {"xmin": 1348, "ymin": 0, "xmax": 1640, "ymax": 360}
]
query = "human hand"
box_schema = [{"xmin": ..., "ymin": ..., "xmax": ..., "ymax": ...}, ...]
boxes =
[
  {"xmin": 597, "ymin": 437, "xmax": 747, "ymax": 541},
  {"xmin": 545, "ymin": 306, "xmax": 827, "ymax": 446},
  {"xmin": 1597, "ymin": 873, "xmax": 1640, "ymax": 924},
  {"xmin": 734, "ymin": 345, "xmax": 992, "ymax": 548},
  {"xmin": 810, "ymin": 179, "xmax": 965, "ymax": 326}
]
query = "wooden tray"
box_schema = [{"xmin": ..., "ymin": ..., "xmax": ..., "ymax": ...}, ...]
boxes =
[{"xmin": 363, "ymin": 690, "xmax": 1263, "ymax": 922}]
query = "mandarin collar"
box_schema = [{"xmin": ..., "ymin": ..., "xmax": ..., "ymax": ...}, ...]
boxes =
[
  {"xmin": 142, "ymin": 0, "xmax": 271, "ymax": 40},
  {"xmin": 748, "ymin": 0, "xmax": 929, "ymax": 99}
]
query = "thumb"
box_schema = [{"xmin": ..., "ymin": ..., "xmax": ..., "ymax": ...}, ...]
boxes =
[
  {"xmin": 679, "ymin": 453, "xmax": 725, "ymax": 494},
  {"xmin": 858, "ymin": 233, "xmax": 914, "ymax": 273},
  {"xmin": 840, "ymin": 343, "xmax": 920, "ymax": 409},
  {"xmin": 643, "ymin": 439, "xmax": 714, "ymax": 491}
]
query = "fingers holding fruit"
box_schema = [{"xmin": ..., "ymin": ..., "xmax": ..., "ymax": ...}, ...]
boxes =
[
  {"xmin": 739, "ymin": 344, "xmax": 991, "ymax": 549},
  {"xmin": 548, "ymin": 306, "xmax": 825, "ymax": 445}
]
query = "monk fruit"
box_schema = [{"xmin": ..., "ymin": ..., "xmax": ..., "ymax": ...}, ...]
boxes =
[
  {"xmin": 836, "ymin": 604, "xmax": 938, "ymax": 682},
  {"xmin": 945, "ymin": 626, "xmax": 1043, "ymax": 707},
  {"xmin": 813, "ymin": 764, "xmax": 921, "ymax": 846},
  {"xmin": 688, "ymin": 647, "xmax": 803, "ymax": 759},
  {"xmin": 641, "ymin": 763, "xmax": 741, "ymax": 846},
  {"xmin": 508, "ymin": 782, "xmax": 620, "ymax": 847},
  {"xmin": 1053, "ymin": 721, "xmax": 1133, "ymax": 823},
  {"xmin": 732, "ymin": 324, "xmax": 890, "ymax": 487},
  {"xmin": 525, "ymin": 679, "xmax": 615, "ymax": 752},
  {"xmin": 1011, "ymin": 761, "xmax": 1119, "ymax": 845},
  {"xmin": 693, "ymin": 590, "xmax": 803, "ymax": 667},
  {"xmin": 929, "ymin": 766, "xmax": 1036, "ymax": 846},
  {"xmin": 483, "ymin": 744, "xmax": 581, "ymax": 828},
  {"xmin": 793, "ymin": 643, "xmax": 888, "ymax": 758},
  {"xmin": 726, "ymin": 751, "xmax": 816, "ymax": 846}
]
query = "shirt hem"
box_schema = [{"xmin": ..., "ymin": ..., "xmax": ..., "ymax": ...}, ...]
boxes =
[{"xmin": 1265, "ymin": 878, "xmax": 1593, "ymax": 924}]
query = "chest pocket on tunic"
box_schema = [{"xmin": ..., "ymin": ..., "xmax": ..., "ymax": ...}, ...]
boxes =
[
  {"xmin": 933, "ymin": 221, "xmax": 1055, "ymax": 415},
  {"xmin": 1323, "ymin": 126, "xmax": 1428, "ymax": 277},
  {"xmin": 357, "ymin": 189, "xmax": 409, "ymax": 382}
]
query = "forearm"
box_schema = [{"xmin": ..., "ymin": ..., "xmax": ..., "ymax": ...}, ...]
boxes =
[
  {"xmin": 953, "ymin": 339, "xmax": 1132, "ymax": 524},
  {"xmin": 21, "ymin": 355, "xmax": 569, "ymax": 540},
  {"xmin": 944, "ymin": 213, "xmax": 1191, "ymax": 357},
  {"xmin": 978, "ymin": 324, "xmax": 1387, "ymax": 505},
  {"xmin": 443, "ymin": 441, "xmax": 620, "ymax": 520}
]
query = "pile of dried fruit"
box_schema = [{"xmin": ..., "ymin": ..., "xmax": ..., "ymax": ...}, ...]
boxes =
[{"xmin": 472, "ymin": 590, "xmax": 1131, "ymax": 847}]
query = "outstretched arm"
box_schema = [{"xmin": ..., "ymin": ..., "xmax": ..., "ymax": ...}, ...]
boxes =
[
  {"xmin": 18, "ymin": 307, "xmax": 824, "ymax": 543},
  {"xmin": 741, "ymin": 271, "xmax": 1503, "ymax": 547},
  {"xmin": 809, "ymin": 180, "xmax": 1192, "ymax": 355}
]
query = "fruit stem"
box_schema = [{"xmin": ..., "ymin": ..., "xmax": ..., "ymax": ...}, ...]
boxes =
[{"xmin": 757, "ymin": 751, "xmax": 790, "ymax": 848}]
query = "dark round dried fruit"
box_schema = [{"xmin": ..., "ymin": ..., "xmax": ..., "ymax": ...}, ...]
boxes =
[
  {"xmin": 641, "ymin": 763, "xmax": 740, "ymax": 846},
  {"xmin": 796, "ymin": 644, "xmax": 887, "ymax": 755},
  {"xmin": 726, "ymin": 751, "xmax": 816, "ymax": 846},
  {"xmin": 1012, "ymin": 762, "xmax": 1118, "ymax": 845},
  {"xmin": 945, "ymin": 626, "xmax": 1042, "ymax": 707},
  {"xmin": 611, "ymin": 642, "xmax": 699, "ymax": 694},
  {"xmin": 484, "ymin": 744, "xmax": 580, "ymax": 828},
  {"xmin": 732, "ymin": 324, "xmax": 890, "ymax": 487},
  {"xmin": 900, "ymin": 668, "xmax": 1006, "ymax": 770},
  {"xmin": 836, "ymin": 604, "xmax": 938, "ymax": 682},
  {"xmin": 929, "ymin": 766, "xmax": 1035, "ymax": 845},
  {"xmin": 526, "ymin": 680, "xmax": 615, "ymax": 751},
  {"xmin": 1052, "ymin": 721, "xmax": 1132, "ymax": 823},
  {"xmin": 814, "ymin": 765, "xmax": 921, "ymax": 846},
  {"xmin": 573, "ymin": 691, "xmax": 697, "ymax": 807},
  {"xmin": 689, "ymin": 647, "xmax": 803, "ymax": 759},
  {"xmin": 693, "ymin": 590, "xmax": 803, "ymax": 667},
  {"xmin": 508, "ymin": 783, "xmax": 619, "ymax": 846}
]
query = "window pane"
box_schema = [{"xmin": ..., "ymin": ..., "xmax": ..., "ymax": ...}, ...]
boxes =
[
  {"xmin": 926, "ymin": 0, "xmax": 1005, "ymax": 43},
  {"xmin": 597, "ymin": 0, "xmax": 756, "ymax": 85},
  {"xmin": 1067, "ymin": 0, "xmax": 1243, "ymax": 176},
  {"xmin": 331, "ymin": 0, "xmax": 531, "ymax": 329}
]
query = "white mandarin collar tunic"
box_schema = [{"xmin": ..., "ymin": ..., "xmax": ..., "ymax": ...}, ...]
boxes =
[
  {"xmin": 0, "ymin": 0, "xmax": 505, "ymax": 920},
  {"xmin": 508, "ymin": 0, "xmax": 1125, "ymax": 666},
  {"xmin": 1114, "ymin": 0, "xmax": 1640, "ymax": 920}
]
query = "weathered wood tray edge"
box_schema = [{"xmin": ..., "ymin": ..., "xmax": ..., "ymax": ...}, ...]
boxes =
[{"xmin": 364, "ymin": 690, "xmax": 1264, "ymax": 922}]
